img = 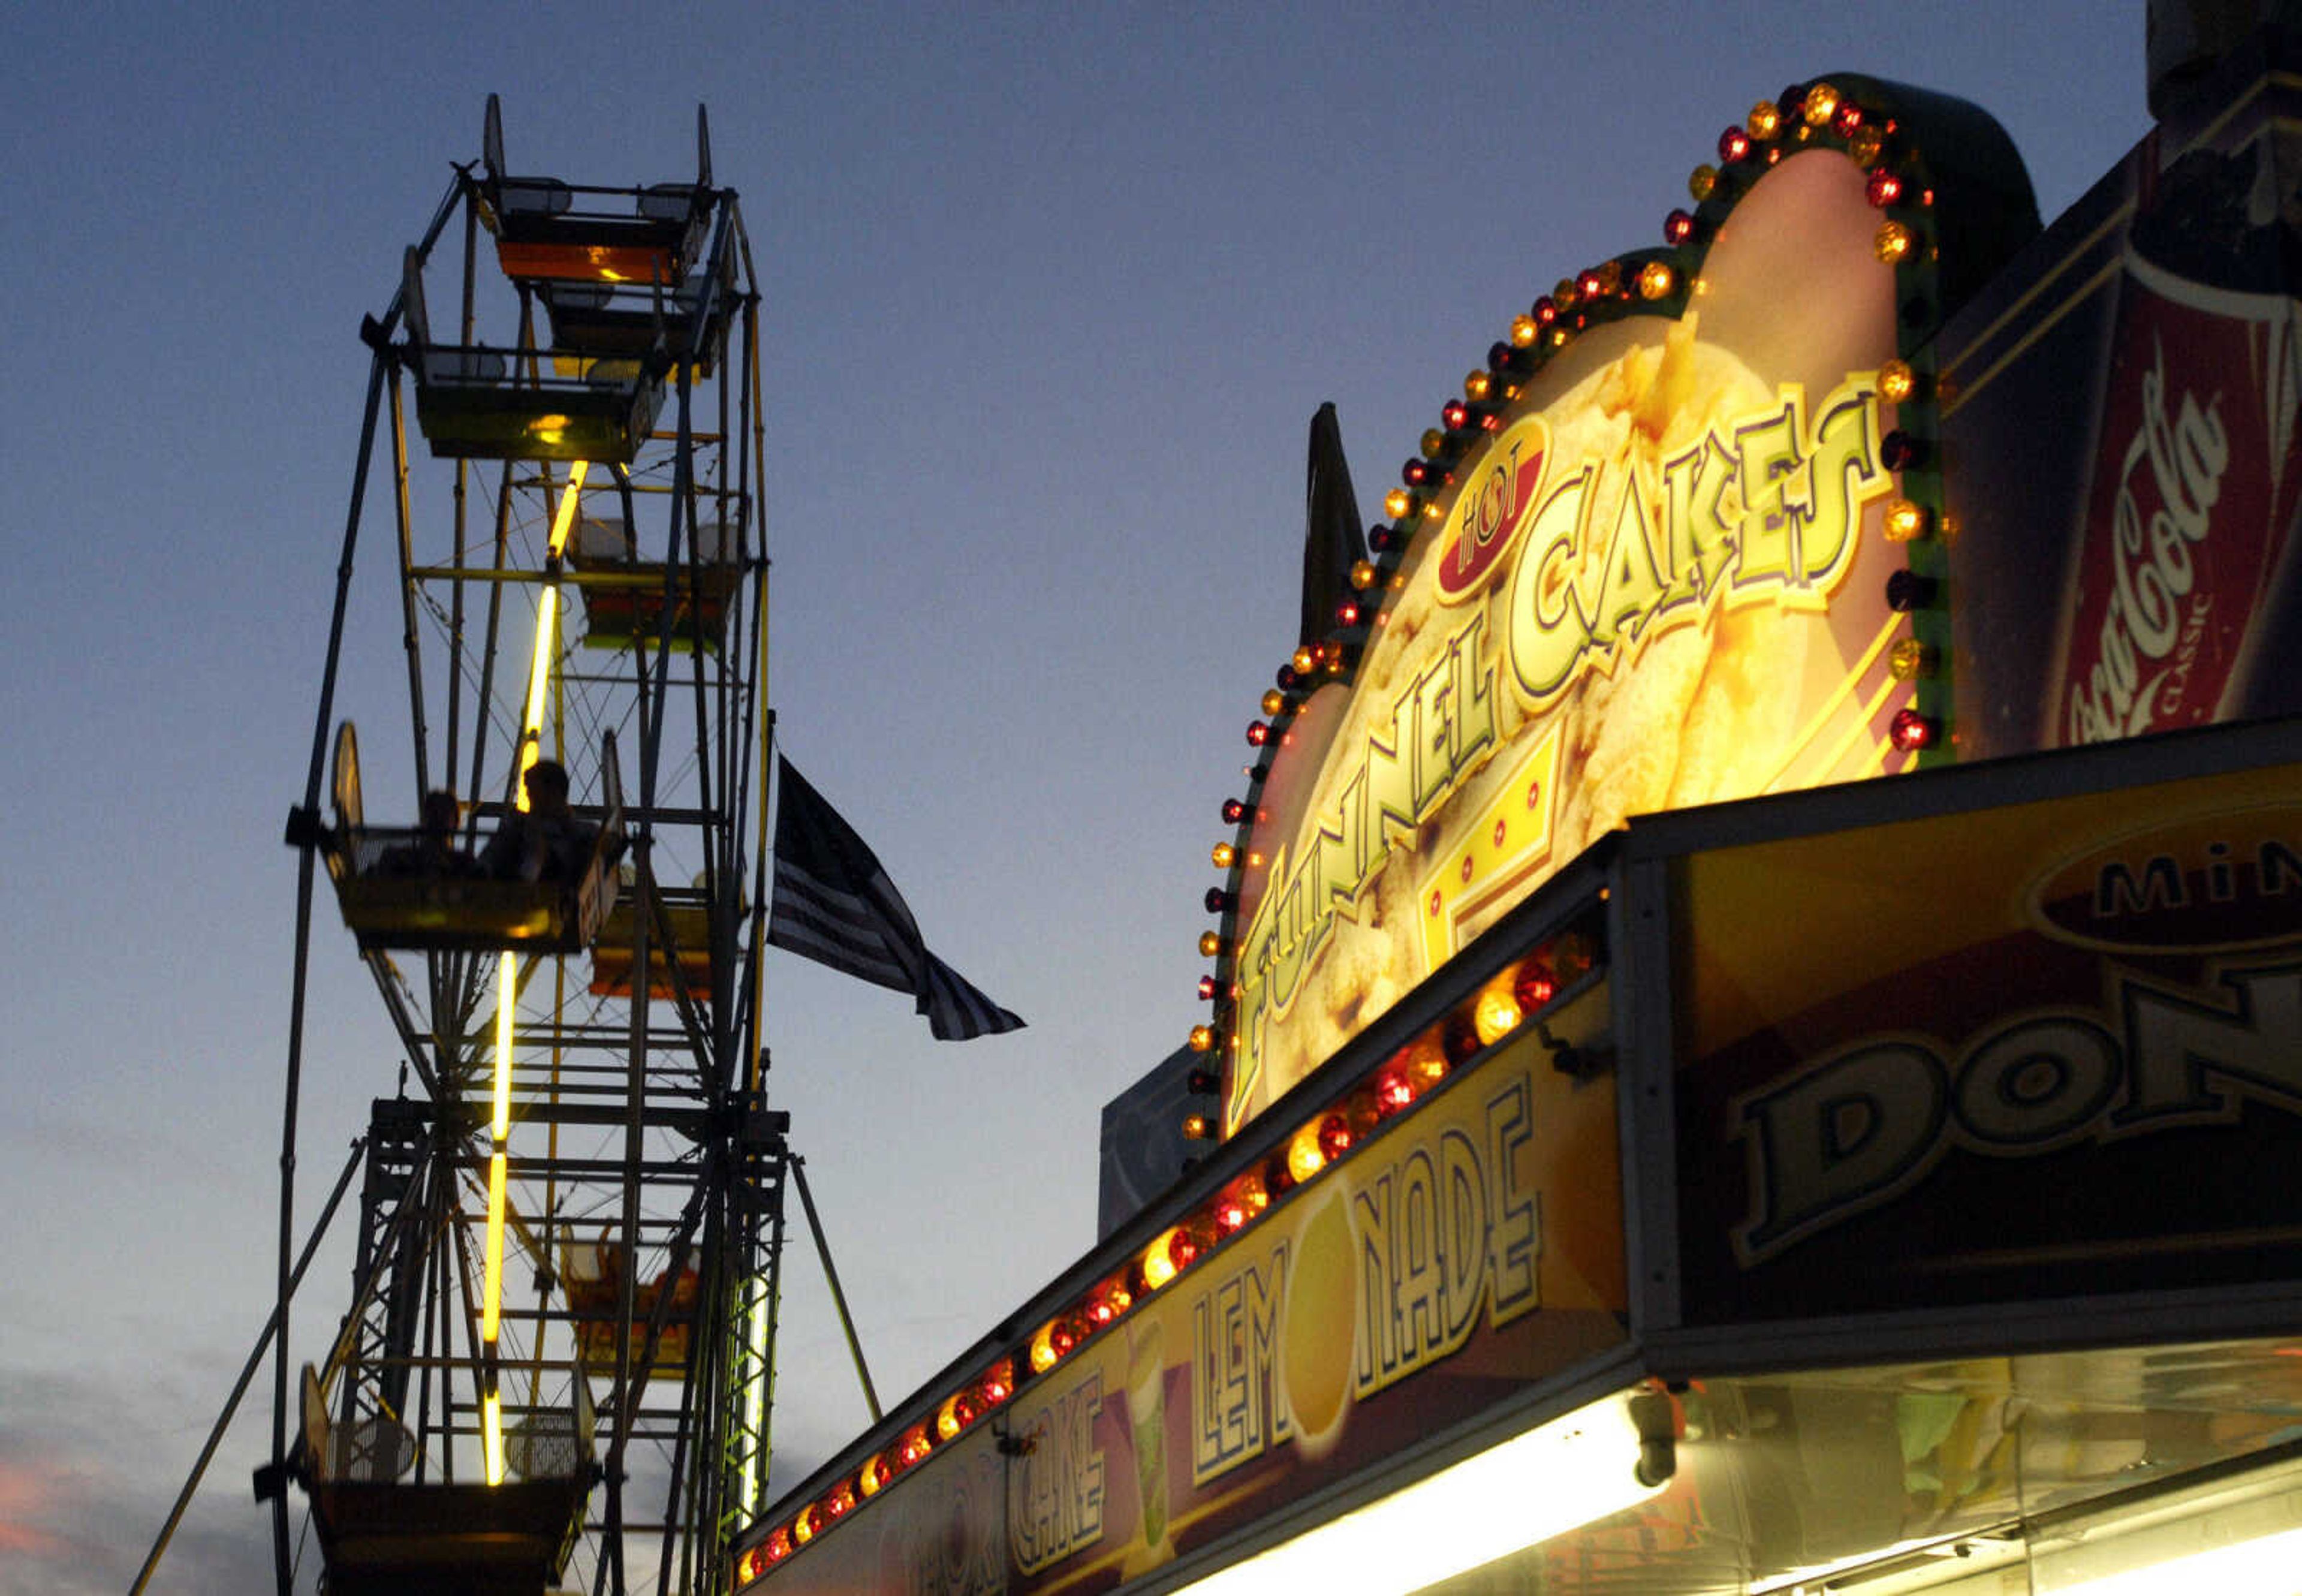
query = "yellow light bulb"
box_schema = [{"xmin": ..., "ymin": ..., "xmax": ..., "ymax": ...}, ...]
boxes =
[
  {"xmin": 1688, "ymin": 164, "xmax": 1718, "ymax": 202},
  {"xmin": 1890, "ymin": 638, "xmax": 1939, "ymax": 680},
  {"xmin": 1882, "ymin": 499, "xmax": 1932, "ymax": 542},
  {"xmin": 1473, "ymin": 978, "xmax": 1523, "ymax": 1046},
  {"xmin": 1190, "ymin": 1025, "xmax": 1216, "ymax": 1053},
  {"xmin": 1848, "ymin": 127, "xmax": 1885, "ymax": 167},
  {"xmin": 1803, "ymin": 82, "xmax": 1840, "ymax": 126},
  {"xmin": 1200, "ymin": 931, "xmax": 1222, "ymax": 957},
  {"xmin": 1463, "ymin": 370, "xmax": 1492, "ymax": 401},
  {"xmin": 1350, "ymin": 559, "xmax": 1377, "ymax": 590},
  {"xmin": 1510, "ymin": 314, "xmax": 1538, "ymax": 347},
  {"xmin": 1212, "ymin": 841, "xmax": 1236, "ymax": 869},
  {"xmin": 1878, "ymin": 359, "xmax": 1918, "ymax": 403},
  {"xmin": 1748, "ymin": 100, "xmax": 1782, "ymax": 139},
  {"xmin": 1141, "ymin": 1231, "xmax": 1180, "ymax": 1290},
  {"xmin": 1637, "ymin": 261, "xmax": 1675, "ymax": 301},
  {"xmin": 1875, "ymin": 220, "xmax": 1914, "ymax": 264},
  {"xmin": 1286, "ymin": 1122, "xmax": 1328, "ymax": 1185},
  {"xmin": 1385, "ymin": 487, "xmax": 1415, "ymax": 519}
]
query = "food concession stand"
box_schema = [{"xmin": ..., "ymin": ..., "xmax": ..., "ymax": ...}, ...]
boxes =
[{"xmin": 732, "ymin": 14, "xmax": 2302, "ymax": 1595}]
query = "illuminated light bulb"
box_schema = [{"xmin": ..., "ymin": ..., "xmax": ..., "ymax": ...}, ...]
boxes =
[
  {"xmin": 1403, "ymin": 1035, "xmax": 1448, "ymax": 1089},
  {"xmin": 1245, "ymin": 719, "xmax": 1270, "ymax": 747},
  {"xmin": 1878, "ymin": 359, "xmax": 1919, "ymax": 403},
  {"xmin": 1441, "ymin": 398, "xmax": 1470, "ymax": 431},
  {"xmin": 1514, "ymin": 964, "xmax": 1559, "ymax": 1014},
  {"xmin": 1890, "ymin": 707, "xmax": 1940, "ymax": 752},
  {"xmin": 1874, "ymin": 219, "xmax": 1915, "ymax": 264},
  {"xmin": 1200, "ymin": 930, "xmax": 1224, "ymax": 957},
  {"xmin": 1663, "ymin": 208, "xmax": 1696, "ymax": 245},
  {"xmin": 1220, "ymin": 796, "xmax": 1246, "ymax": 824},
  {"xmin": 827, "ymin": 1482, "xmax": 857, "ymax": 1519},
  {"xmin": 1316, "ymin": 1112, "xmax": 1354, "ymax": 1162},
  {"xmin": 938, "ymin": 1392, "xmax": 978, "ymax": 1440},
  {"xmin": 1689, "ymin": 164, "xmax": 1718, "ymax": 202},
  {"xmin": 1402, "ymin": 457, "xmax": 1432, "ymax": 486},
  {"xmin": 1889, "ymin": 638, "xmax": 1939, "ymax": 680},
  {"xmin": 1421, "ymin": 498, "xmax": 1444, "ymax": 521},
  {"xmin": 1533, "ymin": 296, "xmax": 1559, "ymax": 327},
  {"xmin": 1350, "ymin": 558, "xmax": 1378, "ymax": 591},
  {"xmin": 1212, "ymin": 840, "xmax": 1238, "ymax": 869},
  {"xmin": 1084, "ymin": 1282, "xmax": 1127, "ymax": 1326},
  {"xmin": 1553, "ymin": 276, "xmax": 1578, "ymax": 307},
  {"xmin": 1803, "ymin": 81, "xmax": 1841, "ymax": 125},
  {"xmin": 1833, "ymin": 101, "xmax": 1864, "ymax": 138},
  {"xmin": 1213, "ymin": 1191, "xmax": 1251, "ymax": 1233},
  {"xmin": 1510, "ymin": 313, "xmax": 1538, "ymax": 347},
  {"xmin": 898, "ymin": 1426, "xmax": 933, "ymax": 1468},
  {"xmin": 1293, "ymin": 645, "xmax": 1318, "ymax": 674},
  {"xmin": 1182, "ymin": 1112, "xmax": 1213, "ymax": 1139},
  {"xmin": 1190, "ymin": 1025, "xmax": 1218, "ymax": 1053},
  {"xmin": 1473, "ymin": 978, "xmax": 1523, "ymax": 1046},
  {"xmin": 1748, "ymin": 100, "xmax": 1783, "ymax": 139},
  {"xmin": 1866, "ymin": 166, "xmax": 1904, "ymax": 208},
  {"xmin": 1141, "ymin": 1230, "xmax": 1182, "ymax": 1290},
  {"xmin": 1882, "ymin": 499, "xmax": 1933, "ymax": 542},
  {"xmin": 1197, "ymin": 974, "xmax": 1218, "ymax": 1002},
  {"xmin": 1336, "ymin": 599, "xmax": 1361, "ymax": 626},
  {"xmin": 860, "ymin": 1455, "xmax": 888, "ymax": 1496},
  {"xmin": 1479, "ymin": 411, "xmax": 1502, "ymax": 433},
  {"xmin": 1849, "ymin": 126, "xmax": 1885, "ymax": 166},
  {"xmin": 1885, "ymin": 569, "xmax": 1938, "ymax": 612},
  {"xmin": 1718, "ymin": 125, "xmax": 1752, "ymax": 164},
  {"xmin": 1384, "ymin": 487, "xmax": 1416, "ymax": 520},
  {"xmin": 980, "ymin": 1360, "xmax": 1014, "ymax": 1407},
  {"xmin": 1637, "ymin": 261, "xmax": 1676, "ymax": 300},
  {"xmin": 1464, "ymin": 370, "xmax": 1492, "ymax": 401},
  {"xmin": 793, "ymin": 1510, "xmax": 816, "ymax": 1546},
  {"xmin": 1167, "ymin": 1225, "xmax": 1204, "ymax": 1274},
  {"xmin": 1286, "ymin": 1121, "xmax": 1328, "ymax": 1184},
  {"xmin": 1374, "ymin": 1066, "xmax": 1416, "ymax": 1116},
  {"xmin": 1550, "ymin": 326, "xmax": 1572, "ymax": 349},
  {"xmin": 1575, "ymin": 269, "xmax": 1607, "ymax": 303}
]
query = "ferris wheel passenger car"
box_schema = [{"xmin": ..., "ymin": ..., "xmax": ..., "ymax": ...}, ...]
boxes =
[{"xmin": 322, "ymin": 722, "xmax": 626, "ymax": 956}]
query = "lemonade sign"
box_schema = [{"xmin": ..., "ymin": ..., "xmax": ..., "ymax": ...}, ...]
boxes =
[{"xmin": 1224, "ymin": 148, "xmax": 1911, "ymax": 1135}]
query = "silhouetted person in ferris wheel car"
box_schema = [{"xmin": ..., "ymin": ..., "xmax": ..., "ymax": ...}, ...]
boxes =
[
  {"xmin": 375, "ymin": 789, "xmax": 481, "ymax": 878},
  {"xmin": 481, "ymin": 760, "xmax": 598, "ymax": 885}
]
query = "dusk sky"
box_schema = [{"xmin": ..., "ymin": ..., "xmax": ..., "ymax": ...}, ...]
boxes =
[{"xmin": 0, "ymin": 5, "xmax": 2152, "ymax": 1591}]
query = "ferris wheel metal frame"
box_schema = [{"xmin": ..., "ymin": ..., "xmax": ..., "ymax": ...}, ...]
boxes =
[{"xmin": 242, "ymin": 98, "xmax": 792, "ymax": 1596}]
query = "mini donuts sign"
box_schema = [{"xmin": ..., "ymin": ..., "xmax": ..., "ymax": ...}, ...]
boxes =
[{"xmin": 1219, "ymin": 122, "xmax": 1942, "ymax": 1134}]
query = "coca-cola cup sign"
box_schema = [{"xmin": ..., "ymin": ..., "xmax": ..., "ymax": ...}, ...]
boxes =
[{"xmin": 2054, "ymin": 168, "xmax": 2302, "ymax": 745}]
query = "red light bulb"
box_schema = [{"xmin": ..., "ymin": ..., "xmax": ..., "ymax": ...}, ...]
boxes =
[
  {"xmin": 1719, "ymin": 125, "xmax": 1752, "ymax": 163},
  {"xmin": 1317, "ymin": 1112, "xmax": 1353, "ymax": 1161},
  {"xmin": 1441, "ymin": 398, "xmax": 1469, "ymax": 430}
]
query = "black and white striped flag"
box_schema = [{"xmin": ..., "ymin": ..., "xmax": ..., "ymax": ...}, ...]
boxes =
[{"xmin": 767, "ymin": 756, "xmax": 1024, "ymax": 1041}]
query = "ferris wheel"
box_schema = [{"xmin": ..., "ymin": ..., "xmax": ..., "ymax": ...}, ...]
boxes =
[{"xmin": 236, "ymin": 95, "xmax": 788, "ymax": 1596}]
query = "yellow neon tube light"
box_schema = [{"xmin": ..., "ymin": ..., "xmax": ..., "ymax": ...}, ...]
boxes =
[
  {"xmin": 483, "ymin": 1390, "xmax": 507, "ymax": 1487},
  {"xmin": 741, "ymin": 1286, "xmax": 770, "ymax": 1513},
  {"xmin": 545, "ymin": 460, "xmax": 590, "ymax": 559},
  {"xmin": 481, "ymin": 1152, "xmax": 507, "ymax": 1341},
  {"xmin": 1179, "ymin": 1392, "xmax": 1665, "ymax": 1596},
  {"xmin": 492, "ymin": 953, "xmax": 515, "ymax": 1140}
]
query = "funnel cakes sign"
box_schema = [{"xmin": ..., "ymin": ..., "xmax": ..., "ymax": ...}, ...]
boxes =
[{"xmin": 1222, "ymin": 134, "xmax": 1927, "ymax": 1134}]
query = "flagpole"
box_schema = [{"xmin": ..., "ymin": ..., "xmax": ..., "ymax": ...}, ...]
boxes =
[{"xmin": 748, "ymin": 282, "xmax": 772, "ymax": 1100}]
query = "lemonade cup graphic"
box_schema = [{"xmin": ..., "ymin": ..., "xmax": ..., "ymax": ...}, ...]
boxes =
[{"xmin": 1126, "ymin": 1320, "xmax": 1169, "ymax": 1552}]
